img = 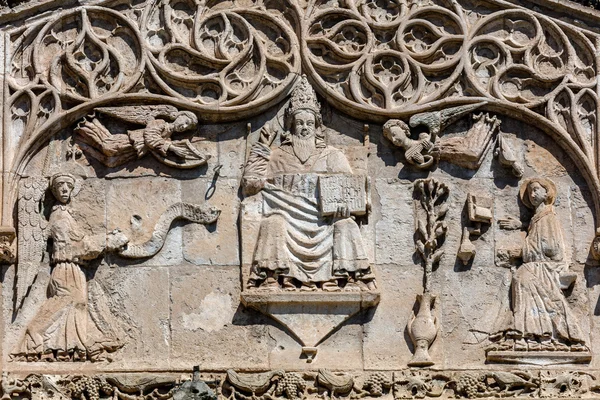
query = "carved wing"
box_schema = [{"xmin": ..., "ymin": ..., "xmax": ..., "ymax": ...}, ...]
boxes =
[
  {"xmin": 153, "ymin": 140, "xmax": 211, "ymax": 169},
  {"xmin": 408, "ymin": 102, "xmax": 487, "ymax": 139},
  {"xmin": 94, "ymin": 105, "xmax": 180, "ymax": 125},
  {"xmin": 15, "ymin": 177, "xmax": 49, "ymax": 312}
]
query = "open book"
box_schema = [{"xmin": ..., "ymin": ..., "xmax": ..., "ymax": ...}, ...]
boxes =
[{"xmin": 318, "ymin": 175, "xmax": 368, "ymax": 216}]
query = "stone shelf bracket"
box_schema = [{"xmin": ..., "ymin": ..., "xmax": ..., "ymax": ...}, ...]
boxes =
[{"xmin": 241, "ymin": 292, "xmax": 380, "ymax": 363}]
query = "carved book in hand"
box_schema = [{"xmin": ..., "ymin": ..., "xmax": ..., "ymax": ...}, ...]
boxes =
[{"xmin": 318, "ymin": 175, "xmax": 368, "ymax": 216}]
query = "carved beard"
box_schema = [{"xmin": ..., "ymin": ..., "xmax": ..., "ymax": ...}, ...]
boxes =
[{"xmin": 292, "ymin": 133, "xmax": 317, "ymax": 164}]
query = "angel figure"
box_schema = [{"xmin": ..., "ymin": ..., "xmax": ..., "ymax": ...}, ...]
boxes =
[
  {"xmin": 383, "ymin": 119, "xmax": 435, "ymax": 168},
  {"xmin": 383, "ymin": 102, "xmax": 491, "ymax": 169},
  {"xmin": 74, "ymin": 105, "xmax": 210, "ymax": 169},
  {"xmin": 12, "ymin": 173, "xmax": 129, "ymax": 362}
]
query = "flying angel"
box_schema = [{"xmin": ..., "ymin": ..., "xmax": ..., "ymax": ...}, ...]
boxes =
[
  {"xmin": 383, "ymin": 102, "xmax": 487, "ymax": 169},
  {"xmin": 74, "ymin": 105, "xmax": 210, "ymax": 169}
]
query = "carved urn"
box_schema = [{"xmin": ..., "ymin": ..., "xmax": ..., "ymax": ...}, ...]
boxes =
[{"xmin": 408, "ymin": 293, "xmax": 437, "ymax": 367}]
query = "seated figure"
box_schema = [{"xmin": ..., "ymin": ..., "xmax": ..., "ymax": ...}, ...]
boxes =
[
  {"xmin": 242, "ymin": 76, "xmax": 375, "ymax": 291},
  {"xmin": 490, "ymin": 178, "xmax": 587, "ymax": 352}
]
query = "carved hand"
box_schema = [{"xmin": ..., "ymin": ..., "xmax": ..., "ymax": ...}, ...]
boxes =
[
  {"xmin": 496, "ymin": 247, "xmax": 522, "ymax": 267},
  {"xmin": 498, "ymin": 216, "xmax": 522, "ymax": 230},
  {"xmin": 259, "ymin": 125, "xmax": 276, "ymax": 146},
  {"xmin": 334, "ymin": 204, "xmax": 351, "ymax": 219},
  {"xmin": 242, "ymin": 177, "xmax": 266, "ymax": 196},
  {"xmin": 169, "ymin": 143, "xmax": 193, "ymax": 158},
  {"xmin": 420, "ymin": 138, "xmax": 434, "ymax": 151},
  {"xmin": 107, "ymin": 229, "xmax": 129, "ymax": 253}
]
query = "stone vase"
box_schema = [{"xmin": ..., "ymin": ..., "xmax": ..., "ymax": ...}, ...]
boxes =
[{"xmin": 408, "ymin": 293, "xmax": 437, "ymax": 367}]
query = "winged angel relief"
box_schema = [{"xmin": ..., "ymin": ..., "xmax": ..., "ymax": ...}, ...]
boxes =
[
  {"xmin": 74, "ymin": 106, "xmax": 209, "ymax": 169},
  {"xmin": 12, "ymin": 174, "xmax": 128, "ymax": 362},
  {"xmin": 11, "ymin": 172, "xmax": 220, "ymax": 362}
]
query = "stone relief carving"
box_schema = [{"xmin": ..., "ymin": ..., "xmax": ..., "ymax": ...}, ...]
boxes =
[
  {"xmin": 495, "ymin": 134, "xmax": 524, "ymax": 178},
  {"xmin": 0, "ymin": 373, "xmax": 180, "ymax": 400},
  {"xmin": 225, "ymin": 369, "xmax": 392, "ymax": 400},
  {"xmin": 6, "ymin": 0, "xmax": 300, "ymax": 129},
  {"xmin": 225, "ymin": 369, "xmax": 284, "ymax": 399},
  {"xmin": 243, "ymin": 75, "xmax": 374, "ymax": 292},
  {"xmin": 436, "ymin": 113, "xmax": 502, "ymax": 171},
  {"xmin": 140, "ymin": 0, "xmax": 300, "ymax": 108},
  {"xmin": 2, "ymin": 0, "xmax": 600, "ymax": 392},
  {"xmin": 0, "ymin": 372, "xmax": 30, "ymax": 400},
  {"xmin": 173, "ymin": 367, "xmax": 218, "ymax": 400},
  {"xmin": 488, "ymin": 178, "xmax": 590, "ymax": 364},
  {"xmin": 12, "ymin": 172, "xmax": 220, "ymax": 362},
  {"xmin": 408, "ymin": 178, "xmax": 448, "ymax": 367},
  {"xmin": 239, "ymin": 76, "xmax": 379, "ymax": 362},
  {"xmin": 118, "ymin": 202, "xmax": 220, "ymax": 258},
  {"xmin": 457, "ymin": 193, "xmax": 493, "ymax": 265},
  {"xmin": 301, "ymin": 1, "xmax": 597, "ymax": 149},
  {"xmin": 74, "ymin": 106, "xmax": 209, "ymax": 169},
  {"xmin": 384, "ymin": 107, "xmax": 507, "ymax": 171},
  {"xmin": 383, "ymin": 103, "xmax": 484, "ymax": 169},
  {"xmin": 6, "ymin": 369, "xmax": 599, "ymax": 400},
  {"xmin": 0, "ymin": 226, "xmax": 16, "ymax": 264},
  {"xmin": 4, "ymin": 0, "xmax": 600, "ymax": 237},
  {"xmin": 12, "ymin": 173, "xmax": 128, "ymax": 362},
  {"xmin": 0, "ymin": 227, "xmax": 16, "ymax": 264}
]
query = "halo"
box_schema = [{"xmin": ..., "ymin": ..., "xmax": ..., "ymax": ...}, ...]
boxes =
[{"xmin": 519, "ymin": 177, "xmax": 557, "ymax": 208}]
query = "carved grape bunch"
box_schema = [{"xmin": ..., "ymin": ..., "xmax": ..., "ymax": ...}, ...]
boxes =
[
  {"xmin": 454, "ymin": 373, "xmax": 488, "ymax": 399},
  {"xmin": 67, "ymin": 377, "xmax": 113, "ymax": 400},
  {"xmin": 363, "ymin": 372, "xmax": 393, "ymax": 396},
  {"xmin": 275, "ymin": 373, "xmax": 306, "ymax": 400}
]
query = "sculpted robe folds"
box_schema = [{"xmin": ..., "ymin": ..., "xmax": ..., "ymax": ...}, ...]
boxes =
[
  {"xmin": 17, "ymin": 204, "xmax": 122, "ymax": 360},
  {"xmin": 244, "ymin": 140, "xmax": 370, "ymax": 286},
  {"xmin": 512, "ymin": 206, "xmax": 584, "ymax": 344}
]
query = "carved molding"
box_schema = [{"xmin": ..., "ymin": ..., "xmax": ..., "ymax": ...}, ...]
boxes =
[
  {"xmin": 4, "ymin": 0, "xmax": 600, "ymax": 227},
  {"xmin": 7, "ymin": 368, "xmax": 600, "ymax": 400}
]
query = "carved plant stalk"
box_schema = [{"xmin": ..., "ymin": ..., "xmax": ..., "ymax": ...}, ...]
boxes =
[
  {"xmin": 408, "ymin": 178, "xmax": 448, "ymax": 367},
  {"xmin": 415, "ymin": 178, "xmax": 448, "ymax": 294}
]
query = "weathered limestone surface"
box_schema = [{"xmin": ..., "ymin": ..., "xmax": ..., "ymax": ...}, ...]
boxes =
[{"xmin": 3, "ymin": 0, "xmax": 600, "ymax": 398}]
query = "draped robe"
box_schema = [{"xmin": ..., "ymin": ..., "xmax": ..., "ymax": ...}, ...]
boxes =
[
  {"xmin": 17, "ymin": 205, "xmax": 122, "ymax": 359},
  {"xmin": 512, "ymin": 205, "xmax": 584, "ymax": 343},
  {"xmin": 244, "ymin": 141, "xmax": 370, "ymax": 284}
]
